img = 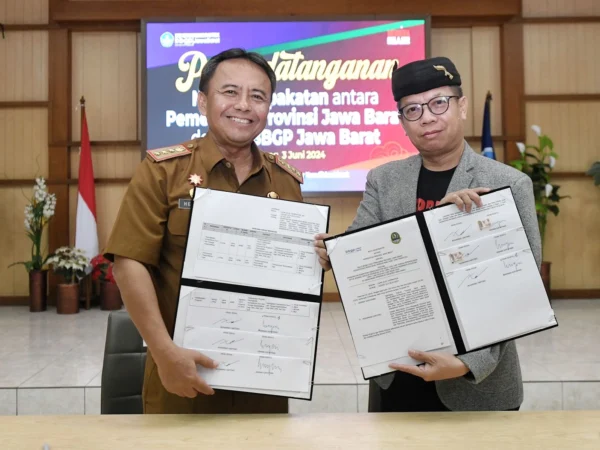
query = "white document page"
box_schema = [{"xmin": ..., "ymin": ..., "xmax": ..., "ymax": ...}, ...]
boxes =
[
  {"xmin": 173, "ymin": 287, "xmax": 320, "ymax": 398},
  {"xmin": 325, "ymin": 216, "xmax": 455, "ymax": 378},
  {"xmin": 423, "ymin": 188, "xmax": 556, "ymax": 351},
  {"xmin": 181, "ymin": 188, "xmax": 328, "ymax": 296}
]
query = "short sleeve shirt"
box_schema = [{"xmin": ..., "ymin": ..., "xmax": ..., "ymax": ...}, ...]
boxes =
[{"xmin": 103, "ymin": 133, "xmax": 303, "ymax": 332}]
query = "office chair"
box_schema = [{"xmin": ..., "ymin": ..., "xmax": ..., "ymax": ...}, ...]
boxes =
[{"xmin": 100, "ymin": 310, "xmax": 147, "ymax": 414}]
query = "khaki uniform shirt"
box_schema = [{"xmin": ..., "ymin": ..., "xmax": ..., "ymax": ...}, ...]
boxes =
[{"xmin": 104, "ymin": 133, "xmax": 303, "ymax": 414}]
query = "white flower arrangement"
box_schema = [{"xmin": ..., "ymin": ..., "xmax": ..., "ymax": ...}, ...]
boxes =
[
  {"xmin": 47, "ymin": 246, "xmax": 90, "ymax": 284},
  {"xmin": 10, "ymin": 177, "xmax": 57, "ymax": 272},
  {"xmin": 510, "ymin": 125, "xmax": 569, "ymax": 247}
]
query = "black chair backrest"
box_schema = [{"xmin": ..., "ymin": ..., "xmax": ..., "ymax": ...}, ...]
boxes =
[{"xmin": 101, "ymin": 310, "xmax": 147, "ymax": 414}]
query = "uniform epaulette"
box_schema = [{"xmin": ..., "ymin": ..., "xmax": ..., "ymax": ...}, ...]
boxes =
[
  {"xmin": 146, "ymin": 142, "xmax": 195, "ymax": 162},
  {"xmin": 266, "ymin": 153, "xmax": 303, "ymax": 184}
]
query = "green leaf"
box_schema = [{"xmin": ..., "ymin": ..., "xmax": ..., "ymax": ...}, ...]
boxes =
[
  {"xmin": 537, "ymin": 135, "xmax": 550, "ymax": 151},
  {"xmin": 510, "ymin": 160, "xmax": 524, "ymax": 170},
  {"xmin": 525, "ymin": 152, "xmax": 540, "ymax": 160},
  {"xmin": 547, "ymin": 205, "xmax": 559, "ymax": 216}
]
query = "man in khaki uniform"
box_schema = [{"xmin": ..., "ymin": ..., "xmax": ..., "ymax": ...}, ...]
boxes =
[{"xmin": 104, "ymin": 48, "xmax": 303, "ymax": 414}]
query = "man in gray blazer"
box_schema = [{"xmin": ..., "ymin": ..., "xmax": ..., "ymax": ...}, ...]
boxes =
[{"xmin": 314, "ymin": 56, "xmax": 540, "ymax": 412}]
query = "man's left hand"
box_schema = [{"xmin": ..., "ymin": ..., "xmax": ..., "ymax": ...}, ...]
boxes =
[{"xmin": 389, "ymin": 349, "xmax": 470, "ymax": 382}]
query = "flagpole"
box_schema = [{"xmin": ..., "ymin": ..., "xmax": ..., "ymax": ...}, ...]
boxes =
[
  {"xmin": 79, "ymin": 95, "xmax": 93, "ymax": 309},
  {"xmin": 481, "ymin": 91, "xmax": 496, "ymax": 160}
]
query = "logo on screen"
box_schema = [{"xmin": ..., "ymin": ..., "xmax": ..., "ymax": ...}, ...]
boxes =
[
  {"xmin": 160, "ymin": 32, "xmax": 175, "ymax": 48},
  {"xmin": 391, "ymin": 232, "xmax": 401, "ymax": 244},
  {"xmin": 387, "ymin": 29, "xmax": 411, "ymax": 46}
]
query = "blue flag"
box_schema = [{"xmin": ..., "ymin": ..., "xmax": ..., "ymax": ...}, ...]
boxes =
[{"xmin": 481, "ymin": 91, "xmax": 495, "ymax": 160}]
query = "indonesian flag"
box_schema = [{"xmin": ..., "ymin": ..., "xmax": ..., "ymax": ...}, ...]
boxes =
[{"xmin": 75, "ymin": 105, "xmax": 99, "ymax": 272}]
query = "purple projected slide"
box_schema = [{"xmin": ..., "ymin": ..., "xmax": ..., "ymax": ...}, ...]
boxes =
[{"xmin": 144, "ymin": 19, "xmax": 428, "ymax": 192}]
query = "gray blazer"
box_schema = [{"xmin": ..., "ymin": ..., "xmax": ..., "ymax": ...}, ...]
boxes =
[{"xmin": 348, "ymin": 141, "xmax": 541, "ymax": 411}]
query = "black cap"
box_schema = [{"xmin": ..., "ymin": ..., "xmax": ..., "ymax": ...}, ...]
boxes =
[{"xmin": 391, "ymin": 56, "xmax": 462, "ymax": 102}]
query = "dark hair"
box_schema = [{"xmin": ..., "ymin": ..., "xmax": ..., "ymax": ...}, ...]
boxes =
[
  {"xmin": 198, "ymin": 48, "xmax": 277, "ymax": 97},
  {"xmin": 451, "ymin": 85, "xmax": 464, "ymax": 98}
]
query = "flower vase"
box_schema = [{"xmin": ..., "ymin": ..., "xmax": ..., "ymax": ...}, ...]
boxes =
[
  {"xmin": 100, "ymin": 282, "xmax": 122, "ymax": 310},
  {"xmin": 56, "ymin": 283, "xmax": 80, "ymax": 314},
  {"xmin": 29, "ymin": 269, "xmax": 48, "ymax": 312}
]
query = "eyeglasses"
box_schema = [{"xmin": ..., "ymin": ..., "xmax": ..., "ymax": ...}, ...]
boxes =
[{"xmin": 398, "ymin": 95, "xmax": 460, "ymax": 121}]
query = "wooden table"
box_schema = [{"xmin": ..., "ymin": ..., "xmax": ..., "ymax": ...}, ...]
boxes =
[{"xmin": 1, "ymin": 411, "xmax": 599, "ymax": 449}]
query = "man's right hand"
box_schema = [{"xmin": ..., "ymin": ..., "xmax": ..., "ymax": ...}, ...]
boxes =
[
  {"xmin": 439, "ymin": 187, "xmax": 491, "ymax": 213},
  {"xmin": 154, "ymin": 346, "xmax": 218, "ymax": 398}
]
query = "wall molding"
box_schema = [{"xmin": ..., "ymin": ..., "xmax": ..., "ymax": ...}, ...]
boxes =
[
  {"xmin": 0, "ymin": 297, "xmax": 29, "ymax": 306},
  {"xmin": 525, "ymin": 94, "xmax": 600, "ymax": 102},
  {"xmin": 518, "ymin": 16, "xmax": 600, "ymax": 25},
  {"xmin": 3, "ymin": 290, "xmax": 598, "ymax": 306},
  {"xmin": 0, "ymin": 102, "xmax": 49, "ymax": 109},
  {"xmin": 323, "ymin": 291, "xmax": 600, "ymax": 302},
  {"xmin": 49, "ymin": 0, "xmax": 521, "ymax": 23}
]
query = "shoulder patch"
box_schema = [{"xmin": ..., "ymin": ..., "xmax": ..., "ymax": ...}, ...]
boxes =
[
  {"xmin": 146, "ymin": 143, "xmax": 194, "ymax": 162},
  {"xmin": 274, "ymin": 154, "xmax": 303, "ymax": 184}
]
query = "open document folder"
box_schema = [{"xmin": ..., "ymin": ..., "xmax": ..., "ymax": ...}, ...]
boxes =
[
  {"xmin": 324, "ymin": 187, "xmax": 557, "ymax": 380},
  {"xmin": 173, "ymin": 187, "xmax": 330, "ymax": 400}
]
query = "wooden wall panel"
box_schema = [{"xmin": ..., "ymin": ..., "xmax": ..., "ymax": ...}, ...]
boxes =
[
  {"xmin": 524, "ymin": 24, "xmax": 600, "ymax": 94},
  {"xmin": 47, "ymin": 29, "xmax": 70, "ymax": 301},
  {"xmin": 137, "ymin": 33, "xmax": 142, "ymax": 141},
  {"xmin": 68, "ymin": 184, "xmax": 128, "ymax": 251},
  {"xmin": 51, "ymin": 0, "xmax": 521, "ymax": 22},
  {"xmin": 0, "ymin": 31, "xmax": 49, "ymax": 101},
  {"xmin": 0, "ymin": 187, "xmax": 49, "ymax": 296},
  {"xmin": 302, "ymin": 195, "xmax": 363, "ymax": 293},
  {"xmin": 431, "ymin": 28, "xmax": 502, "ymax": 141},
  {"xmin": 0, "ymin": 0, "xmax": 49, "ymax": 24},
  {"xmin": 523, "ymin": 0, "xmax": 600, "ymax": 17},
  {"xmin": 525, "ymin": 102, "xmax": 600, "ymax": 172},
  {"xmin": 543, "ymin": 179, "xmax": 600, "ymax": 289},
  {"xmin": 524, "ymin": 19, "xmax": 600, "ymax": 291},
  {"xmin": 0, "ymin": 109, "xmax": 48, "ymax": 179},
  {"xmin": 471, "ymin": 27, "xmax": 503, "ymax": 139},
  {"xmin": 71, "ymin": 32, "xmax": 138, "ymax": 141},
  {"xmin": 501, "ymin": 22, "xmax": 525, "ymax": 162},
  {"xmin": 69, "ymin": 146, "xmax": 141, "ymax": 179},
  {"xmin": 69, "ymin": 31, "xmax": 139, "ymax": 260},
  {"xmin": 431, "ymin": 29, "xmax": 474, "ymax": 136}
]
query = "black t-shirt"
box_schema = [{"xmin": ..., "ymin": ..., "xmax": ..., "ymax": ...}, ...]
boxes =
[
  {"xmin": 416, "ymin": 165, "xmax": 457, "ymax": 212},
  {"xmin": 379, "ymin": 164, "xmax": 458, "ymax": 411},
  {"xmin": 378, "ymin": 165, "xmax": 459, "ymax": 412}
]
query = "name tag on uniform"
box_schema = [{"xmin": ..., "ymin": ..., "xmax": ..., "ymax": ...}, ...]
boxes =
[{"xmin": 178, "ymin": 198, "xmax": 192, "ymax": 209}]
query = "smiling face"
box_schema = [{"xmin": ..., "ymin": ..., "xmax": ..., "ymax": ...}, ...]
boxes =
[
  {"xmin": 398, "ymin": 86, "xmax": 468, "ymax": 157},
  {"xmin": 198, "ymin": 58, "xmax": 272, "ymax": 150}
]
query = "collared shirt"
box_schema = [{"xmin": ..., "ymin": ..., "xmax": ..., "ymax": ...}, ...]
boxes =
[{"xmin": 104, "ymin": 132, "xmax": 303, "ymax": 333}]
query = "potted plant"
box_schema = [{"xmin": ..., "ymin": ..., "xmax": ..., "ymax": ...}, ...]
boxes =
[
  {"xmin": 586, "ymin": 161, "xmax": 600, "ymax": 186},
  {"xmin": 47, "ymin": 246, "xmax": 89, "ymax": 314},
  {"xmin": 91, "ymin": 254, "xmax": 122, "ymax": 310},
  {"xmin": 510, "ymin": 125, "xmax": 570, "ymax": 295},
  {"xmin": 9, "ymin": 177, "xmax": 57, "ymax": 312}
]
